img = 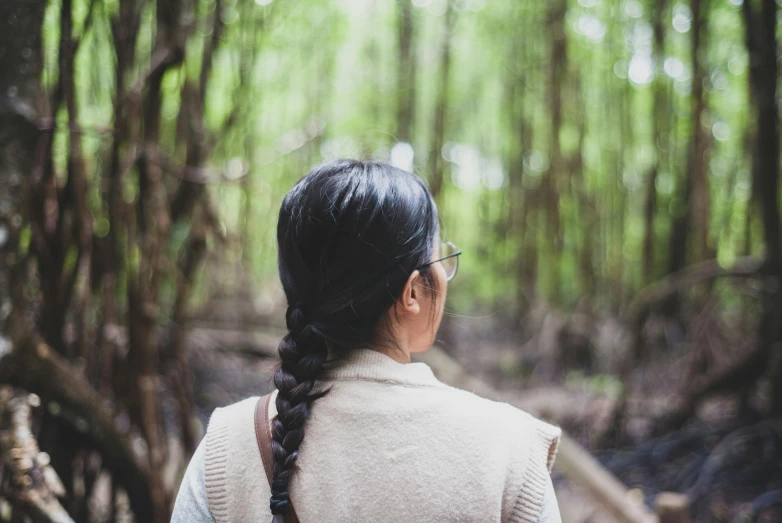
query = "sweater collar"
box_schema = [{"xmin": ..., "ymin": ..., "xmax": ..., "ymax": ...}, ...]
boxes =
[{"xmin": 319, "ymin": 348, "xmax": 442, "ymax": 387}]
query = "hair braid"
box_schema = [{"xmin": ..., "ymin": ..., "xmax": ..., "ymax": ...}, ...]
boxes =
[{"xmin": 269, "ymin": 305, "xmax": 331, "ymax": 521}]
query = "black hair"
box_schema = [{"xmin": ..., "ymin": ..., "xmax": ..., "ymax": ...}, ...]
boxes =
[{"xmin": 268, "ymin": 159, "xmax": 440, "ymax": 521}]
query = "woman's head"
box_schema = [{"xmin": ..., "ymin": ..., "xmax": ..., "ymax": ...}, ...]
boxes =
[
  {"xmin": 269, "ymin": 159, "xmax": 445, "ymax": 520},
  {"xmin": 277, "ymin": 159, "xmax": 444, "ymax": 357}
]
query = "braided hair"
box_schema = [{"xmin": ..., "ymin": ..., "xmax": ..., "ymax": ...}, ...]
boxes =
[{"xmin": 269, "ymin": 160, "xmax": 440, "ymax": 521}]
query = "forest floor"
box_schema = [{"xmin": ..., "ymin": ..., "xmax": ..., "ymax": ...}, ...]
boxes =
[
  {"xmin": 182, "ymin": 293, "xmax": 782, "ymax": 523},
  {"xmin": 437, "ymin": 305, "xmax": 782, "ymax": 523}
]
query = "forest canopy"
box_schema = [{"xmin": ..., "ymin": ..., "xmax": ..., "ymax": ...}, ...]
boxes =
[{"xmin": 34, "ymin": 0, "xmax": 773, "ymax": 310}]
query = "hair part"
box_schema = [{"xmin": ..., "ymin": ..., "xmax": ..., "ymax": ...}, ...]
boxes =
[{"xmin": 269, "ymin": 159, "xmax": 440, "ymax": 520}]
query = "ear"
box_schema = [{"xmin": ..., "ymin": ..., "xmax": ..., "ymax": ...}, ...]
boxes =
[{"xmin": 396, "ymin": 269, "xmax": 422, "ymax": 317}]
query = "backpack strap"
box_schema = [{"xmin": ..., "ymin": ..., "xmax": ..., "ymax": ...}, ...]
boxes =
[{"xmin": 255, "ymin": 393, "xmax": 301, "ymax": 523}]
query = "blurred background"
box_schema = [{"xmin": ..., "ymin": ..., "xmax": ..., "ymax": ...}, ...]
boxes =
[{"xmin": 0, "ymin": 0, "xmax": 780, "ymax": 521}]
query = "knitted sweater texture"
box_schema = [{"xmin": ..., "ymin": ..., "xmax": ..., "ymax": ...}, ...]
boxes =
[{"xmin": 201, "ymin": 348, "xmax": 561, "ymax": 522}]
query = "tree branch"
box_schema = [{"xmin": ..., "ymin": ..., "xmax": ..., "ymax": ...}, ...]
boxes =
[{"xmin": 0, "ymin": 320, "xmax": 155, "ymax": 522}]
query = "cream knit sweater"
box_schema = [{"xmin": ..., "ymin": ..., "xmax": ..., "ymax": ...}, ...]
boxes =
[{"xmin": 174, "ymin": 348, "xmax": 561, "ymax": 522}]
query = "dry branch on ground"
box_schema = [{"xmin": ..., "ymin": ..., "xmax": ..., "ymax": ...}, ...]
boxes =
[{"xmin": 0, "ymin": 387, "xmax": 72, "ymax": 523}]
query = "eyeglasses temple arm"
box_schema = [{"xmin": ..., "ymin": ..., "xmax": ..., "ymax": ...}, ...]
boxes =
[{"xmin": 418, "ymin": 251, "xmax": 462, "ymax": 269}]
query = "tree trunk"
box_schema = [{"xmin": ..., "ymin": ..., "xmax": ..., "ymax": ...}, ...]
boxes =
[
  {"xmin": 131, "ymin": 3, "xmax": 186, "ymax": 519},
  {"xmin": 545, "ymin": 0, "xmax": 567, "ymax": 301},
  {"xmin": 1, "ymin": 0, "xmax": 231, "ymax": 520},
  {"xmin": 642, "ymin": 0, "xmax": 667, "ymax": 284},
  {"xmin": 502, "ymin": 9, "xmax": 536, "ymax": 312},
  {"xmin": 571, "ymin": 83, "xmax": 595, "ymax": 299},
  {"xmin": 687, "ymin": 0, "xmax": 712, "ymax": 264},
  {"xmin": 742, "ymin": 0, "xmax": 782, "ymax": 414},
  {"xmin": 665, "ymin": 0, "xmax": 710, "ymax": 314},
  {"xmin": 0, "ymin": 0, "xmax": 46, "ymax": 321},
  {"xmin": 396, "ymin": 0, "xmax": 416, "ymax": 144},
  {"xmin": 426, "ymin": 1, "xmax": 454, "ymax": 201}
]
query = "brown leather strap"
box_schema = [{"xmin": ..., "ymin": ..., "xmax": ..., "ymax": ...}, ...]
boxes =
[{"xmin": 255, "ymin": 393, "xmax": 301, "ymax": 523}]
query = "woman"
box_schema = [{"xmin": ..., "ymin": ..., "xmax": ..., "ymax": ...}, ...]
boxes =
[{"xmin": 172, "ymin": 160, "xmax": 562, "ymax": 522}]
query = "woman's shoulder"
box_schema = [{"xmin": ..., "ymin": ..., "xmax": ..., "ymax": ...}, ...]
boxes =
[
  {"xmin": 201, "ymin": 395, "xmax": 272, "ymax": 521},
  {"xmin": 203, "ymin": 395, "xmax": 260, "ymax": 436},
  {"xmin": 429, "ymin": 383, "xmax": 561, "ymax": 470},
  {"xmin": 202, "ymin": 396, "xmax": 263, "ymax": 474},
  {"xmin": 208, "ymin": 395, "xmax": 260, "ymax": 419},
  {"xmin": 430, "ymin": 380, "xmax": 548, "ymax": 423}
]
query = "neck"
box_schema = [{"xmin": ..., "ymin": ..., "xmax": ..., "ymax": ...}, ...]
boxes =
[
  {"xmin": 328, "ymin": 343, "xmax": 412, "ymax": 364},
  {"xmin": 319, "ymin": 347, "xmax": 441, "ymax": 387},
  {"xmin": 375, "ymin": 345, "xmax": 411, "ymax": 364},
  {"xmin": 369, "ymin": 317, "xmax": 414, "ymax": 364},
  {"xmin": 373, "ymin": 327, "xmax": 413, "ymax": 363}
]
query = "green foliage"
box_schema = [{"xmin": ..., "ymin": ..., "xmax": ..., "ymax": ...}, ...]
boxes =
[
  {"xmin": 565, "ymin": 370, "xmax": 623, "ymax": 398},
  {"xmin": 60, "ymin": 0, "xmax": 767, "ymax": 315}
]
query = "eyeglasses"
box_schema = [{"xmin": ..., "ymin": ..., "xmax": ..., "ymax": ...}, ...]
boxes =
[{"xmin": 418, "ymin": 241, "xmax": 462, "ymax": 282}]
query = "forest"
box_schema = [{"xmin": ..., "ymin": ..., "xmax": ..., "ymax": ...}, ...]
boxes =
[{"xmin": 0, "ymin": 0, "xmax": 780, "ymax": 521}]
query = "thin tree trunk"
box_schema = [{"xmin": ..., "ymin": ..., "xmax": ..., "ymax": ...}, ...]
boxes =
[
  {"xmin": 0, "ymin": 0, "xmax": 47, "ymax": 327},
  {"xmin": 132, "ymin": 1, "xmax": 186, "ymax": 519},
  {"xmin": 571, "ymin": 82, "xmax": 594, "ymax": 298},
  {"xmin": 742, "ymin": 0, "xmax": 782, "ymax": 414},
  {"xmin": 396, "ymin": 0, "xmax": 416, "ymax": 144},
  {"xmin": 642, "ymin": 0, "xmax": 667, "ymax": 284},
  {"xmin": 545, "ymin": 0, "xmax": 567, "ymax": 301},
  {"xmin": 665, "ymin": 0, "xmax": 710, "ymax": 314},
  {"xmin": 239, "ymin": 4, "xmax": 263, "ymax": 266},
  {"xmin": 687, "ymin": 0, "xmax": 712, "ymax": 264},
  {"xmin": 426, "ymin": 1, "xmax": 454, "ymax": 201},
  {"xmin": 60, "ymin": 0, "xmax": 94, "ymax": 376},
  {"xmin": 502, "ymin": 7, "xmax": 535, "ymax": 311},
  {"xmin": 612, "ymin": 74, "xmax": 631, "ymax": 310}
]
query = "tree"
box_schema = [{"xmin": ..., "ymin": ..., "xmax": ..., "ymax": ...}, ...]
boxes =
[
  {"xmin": 0, "ymin": 0, "xmax": 229, "ymax": 520},
  {"xmin": 426, "ymin": 2, "xmax": 455, "ymax": 201},
  {"xmin": 396, "ymin": 0, "xmax": 417, "ymax": 143},
  {"xmin": 742, "ymin": 0, "xmax": 782, "ymax": 414},
  {"xmin": 642, "ymin": 0, "xmax": 668, "ymax": 284}
]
